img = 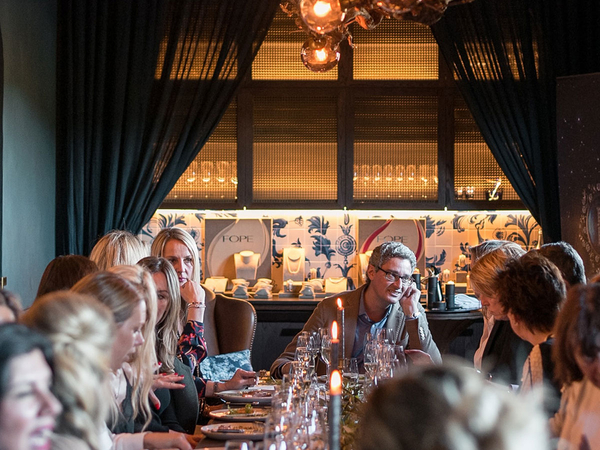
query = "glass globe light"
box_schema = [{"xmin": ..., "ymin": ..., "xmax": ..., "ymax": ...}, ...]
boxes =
[
  {"xmin": 299, "ymin": 0, "xmax": 345, "ymax": 34},
  {"xmin": 375, "ymin": 0, "xmax": 418, "ymax": 15},
  {"xmin": 301, "ymin": 36, "xmax": 340, "ymax": 73}
]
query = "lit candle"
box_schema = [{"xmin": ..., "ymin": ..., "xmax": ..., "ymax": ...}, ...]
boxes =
[
  {"xmin": 328, "ymin": 370, "xmax": 342, "ymax": 450},
  {"xmin": 336, "ymin": 298, "xmax": 345, "ymax": 369},
  {"xmin": 331, "ymin": 321, "xmax": 339, "ymax": 370}
]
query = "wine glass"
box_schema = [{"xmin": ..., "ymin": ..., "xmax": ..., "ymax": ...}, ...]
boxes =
[
  {"xmin": 343, "ymin": 358, "xmax": 359, "ymax": 384},
  {"xmin": 320, "ymin": 335, "xmax": 332, "ymax": 377},
  {"xmin": 386, "ymin": 328, "xmax": 398, "ymax": 345}
]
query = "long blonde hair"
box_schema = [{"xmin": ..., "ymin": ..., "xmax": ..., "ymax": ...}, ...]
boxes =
[
  {"xmin": 138, "ymin": 256, "xmax": 183, "ymax": 374},
  {"xmin": 21, "ymin": 291, "xmax": 115, "ymax": 450},
  {"xmin": 108, "ymin": 265, "xmax": 158, "ymax": 430},
  {"xmin": 89, "ymin": 230, "xmax": 149, "ymax": 271},
  {"xmin": 71, "ymin": 271, "xmax": 149, "ymax": 426},
  {"xmin": 151, "ymin": 227, "xmax": 201, "ymax": 283},
  {"xmin": 470, "ymin": 244, "xmax": 525, "ymax": 298}
]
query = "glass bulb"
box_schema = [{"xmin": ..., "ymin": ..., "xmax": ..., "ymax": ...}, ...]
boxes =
[
  {"xmin": 299, "ymin": 0, "xmax": 345, "ymax": 34},
  {"xmin": 215, "ymin": 161, "xmax": 229, "ymax": 183},
  {"xmin": 375, "ymin": 0, "xmax": 418, "ymax": 16},
  {"xmin": 301, "ymin": 36, "xmax": 340, "ymax": 73},
  {"xmin": 395, "ymin": 164, "xmax": 405, "ymax": 182},
  {"xmin": 407, "ymin": 164, "xmax": 416, "ymax": 181}
]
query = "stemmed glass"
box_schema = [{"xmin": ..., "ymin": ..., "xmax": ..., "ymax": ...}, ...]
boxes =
[
  {"xmin": 307, "ymin": 331, "xmax": 321, "ymax": 369},
  {"xmin": 320, "ymin": 334, "xmax": 332, "ymax": 378}
]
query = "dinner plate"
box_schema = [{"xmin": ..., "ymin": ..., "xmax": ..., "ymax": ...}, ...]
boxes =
[
  {"xmin": 217, "ymin": 389, "xmax": 274, "ymax": 405},
  {"xmin": 209, "ymin": 406, "xmax": 270, "ymax": 422},
  {"xmin": 200, "ymin": 422, "xmax": 265, "ymax": 441}
]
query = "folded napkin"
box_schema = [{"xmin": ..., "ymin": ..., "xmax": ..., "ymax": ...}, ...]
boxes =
[{"xmin": 454, "ymin": 294, "xmax": 481, "ymax": 311}]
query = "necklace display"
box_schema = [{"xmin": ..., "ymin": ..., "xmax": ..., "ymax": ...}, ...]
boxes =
[
  {"xmin": 234, "ymin": 250, "xmax": 260, "ymax": 281},
  {"xmin": 283, "ymin": 247, "xmax": 305, "ymax": 281}
]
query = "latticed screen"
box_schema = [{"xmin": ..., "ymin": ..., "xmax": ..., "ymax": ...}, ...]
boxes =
[
  {"xmin": 253, "ymin": 95, "xmax": 337, "ymax": 202},
  {"xmin": 353, "ymin": 20, "xmax": 438, "ymax": 80},
  {"xmin": 165, "ymin": 101, "xmax": 238, "ymax": 202},
  {"xmin": 354, "ymin": 96, "xmax": 438, "ymax": 201},
  {"xmin": 252, "ymin": 9, "xmax": 337, "ymax": 80},
  {"xmin": 454, "ymin": 98, "xmax": 519, "ymax": 201}
]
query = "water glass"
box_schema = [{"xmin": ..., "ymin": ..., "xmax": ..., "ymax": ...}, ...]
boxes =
[{"xmin": 343, "ymin": 358, "xmax": 359, "ymax": 384}]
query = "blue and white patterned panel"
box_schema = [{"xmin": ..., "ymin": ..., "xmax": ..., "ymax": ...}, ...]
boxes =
[{"xmin": 140, "ymin": 210, "xmax": 539, "ymax": 289}]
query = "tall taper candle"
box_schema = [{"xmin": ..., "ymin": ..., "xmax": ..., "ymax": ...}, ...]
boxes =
[
  {"xmin": 331, "ymin": 321, "xmax": 339, "ymax": 371},
  {"xmin": 336, "ymin": 298, "xmax": 345, "ymax": 369},
  {"xmin": 329, "ymin": 370, "xmax": 342, "ymax": 450}
]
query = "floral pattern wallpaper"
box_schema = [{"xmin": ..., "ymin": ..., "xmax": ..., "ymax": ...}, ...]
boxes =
[{"xmin": 140, "ymin": 209, "xmax": 540, "ymax": 291}]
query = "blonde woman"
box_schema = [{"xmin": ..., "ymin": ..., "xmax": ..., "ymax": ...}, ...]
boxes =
[
  {"xmin": 151, "ymin": 228, "xmax": 256, "ymax": 397},
  {"xmin": 358, "ymin": 364, "xmax": 549, "ymax": 450},
  {"xmin": 138, "ymin": 256, "xmax": 199, "ymax": 434},
  {"xmin": 470, "ymin": 244, "xmax": 531, "ymax": 385},
  {"xmin": 72, "ymin": 271, "xmax": 193, "ymax": 450},
  {"xmin": 21, "ymin": 291, "xmax": 114, "ymax": 450},
  {"xmin": 90, "ymin": 230, "xmax": 149, "ymax": 271}
]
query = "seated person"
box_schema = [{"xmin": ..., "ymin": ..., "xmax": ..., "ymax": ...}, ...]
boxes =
[
  {"xmin": 0, "ymin": 289, "xmax": 22, "ymax": 323},
  {"xmin": 496, "ymin": 252, "xmax": 565, "ymax": 415},
  {"xmin": 358, "ymin": 364, "xmax": 549, "ymax": 450},
  {"xmin": 36, "ymin": 254, "xmax": 99, "ymax": 298},
  {"xmin": 551, "ymin": 283, "xmax": 600, "ymax": 449},
  {"xmin": 470, "ymin": 244, "xmax": 531, "ymax": 385},
  {"xmin": 270, "ymin": 241, "xmax": 441, "ymax": 378},
  {"xmin": 537, "ymin": 241, "xmax": 586, "ymax": 288}
]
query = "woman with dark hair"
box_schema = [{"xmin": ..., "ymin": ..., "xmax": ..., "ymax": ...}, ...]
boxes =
[
  {"xmin": 551, "ymin": 283, "xmax": 600, "ymax": 449},
  {"xmin": 36, "ymin": 255, "xmax": 99, "ymax": 298},
  {"xmin": 0, "ymin": 323, "xmax": 62, "ymax": 450}
]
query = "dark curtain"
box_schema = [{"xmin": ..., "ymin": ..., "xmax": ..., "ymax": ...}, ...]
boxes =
[
  {"xmin": 432, "ymin": 0, "xmax": 600, "ymax": 242},
  {"xmin": 56, "ymin": 0, "xmax": 278, "ymax": 255}
]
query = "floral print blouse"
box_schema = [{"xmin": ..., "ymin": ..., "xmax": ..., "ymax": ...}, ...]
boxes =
[{"xmin": 177, "ymin": 320, "xmax": 208, "ymax": 397}]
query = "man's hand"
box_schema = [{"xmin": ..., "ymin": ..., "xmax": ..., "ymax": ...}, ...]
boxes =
[
  {"xmin": 224, "ymin": 368, "xmax": 258, "ymax": 390},
  {"xmin": 405, "ymin": 349, "xmax": 435, "ymax": 366},
  {"xmin": 400, "ymin": 281, "xmax": 421, "ymax": 319}
]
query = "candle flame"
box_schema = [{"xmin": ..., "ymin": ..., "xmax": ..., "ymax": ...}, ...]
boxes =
[
  {"xmin": 330, "ymin": 370, "xmax": 342, "ymax": 395},
  {"xmin": 337, "ymin": 298, "xmax": 343, "ymax": 309},
  {"xmin": 331, "ymin": 321, "xmax": 338, "ymax": 339}
]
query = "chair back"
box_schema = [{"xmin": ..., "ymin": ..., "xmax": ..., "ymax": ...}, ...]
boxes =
[{"xmin": 202, "ymin": 288, "xmax": 257, "ymax": 356}]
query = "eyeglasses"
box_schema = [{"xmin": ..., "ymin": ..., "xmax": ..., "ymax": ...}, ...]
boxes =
[{"xmin": 376, "ymin": 266, "xmax": 413, "ymax": 286}]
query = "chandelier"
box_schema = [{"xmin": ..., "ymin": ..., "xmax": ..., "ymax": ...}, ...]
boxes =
[{"xmin": 280, "ymin": 0, "xmax": 474, "ymax": 72}]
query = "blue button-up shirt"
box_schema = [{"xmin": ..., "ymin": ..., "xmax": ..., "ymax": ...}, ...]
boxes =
[{"xmin": 352, "ymin": 290, "xmax": 393, "ymax": 368}]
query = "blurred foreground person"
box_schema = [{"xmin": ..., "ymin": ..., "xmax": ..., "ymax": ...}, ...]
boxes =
[
  {"xmin": 0, "ymin": 289, "xmax": 23, "ymax": 323},
  {"xmin": 551, "ymin": 283, "xmax": 600, "ymax": 449},
  {"xmin": 0, "ymin": 323, "xmax": 62, "ymax": 450},
  {"xmin": 359, "ymin": 364, "xmax": 549, "ymax": 450}
]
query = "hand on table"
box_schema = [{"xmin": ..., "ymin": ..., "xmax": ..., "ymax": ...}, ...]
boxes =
[
  {"xmin": 143, "ymin": 431, "xmax": 193, "ymax": 450},
  {"xmin": 405, "ymin": 349, "xmax": 434, "ymax": 366},
  {"xmin": 153, "ymin": 373, "xmax": 186, "ymax": 391},
  {"xmin": 225, "ymin": 368, "xmax": 258, "ymax": 390}
]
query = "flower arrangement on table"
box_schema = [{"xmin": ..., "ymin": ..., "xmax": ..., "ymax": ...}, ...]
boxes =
[{"xmin": 340, "ymin": 379, "xmax": 366, "ymax": 450}]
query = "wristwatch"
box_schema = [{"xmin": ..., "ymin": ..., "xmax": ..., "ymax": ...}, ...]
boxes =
[{"xmin": 213, "ymin": 381, "xmax": 221, "ymax": 393}]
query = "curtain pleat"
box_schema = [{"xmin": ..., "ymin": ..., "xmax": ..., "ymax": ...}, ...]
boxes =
[
  {"xmin": 432, "ymin": 0, "xmax": 600, "ymax": 242},
  {"xmin": 56, "ymin": 0, "xmax": 278, "ymax": 254}
]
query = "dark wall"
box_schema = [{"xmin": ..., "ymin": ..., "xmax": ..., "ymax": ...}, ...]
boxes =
[
  {"xmin": 0, "ymin": 0, "xmax": 56, "ymax": 305},
  {"xmin": 557, "ymin": 73, "xmax": 600, "ymax": 278}
]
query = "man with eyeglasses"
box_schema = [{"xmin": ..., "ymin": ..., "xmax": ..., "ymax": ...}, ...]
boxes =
[{"xmin": 270, "ymin": 241, "xmax": 441, "ymax": 377}]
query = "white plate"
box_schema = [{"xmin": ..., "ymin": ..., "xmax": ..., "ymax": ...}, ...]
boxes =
[
  {"xmin": 200, "ymin": 422, "xmax": 264, "ymax": 441},
  {"xmin": 217, "ymin": 389, "xmax": 273, "ymax": 405},
  {"xmin": 209, "ymin": 406, "xmax": 269, "ymax": 422}
]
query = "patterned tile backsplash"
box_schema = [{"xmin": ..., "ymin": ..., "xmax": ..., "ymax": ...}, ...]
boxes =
[{"xmin": 140, "ymin": 209, "xmax": 540, "ymax": 291}]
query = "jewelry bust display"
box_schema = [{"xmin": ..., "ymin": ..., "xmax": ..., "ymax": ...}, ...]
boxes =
[
  {"xmin": 234, "ymin": 250, "xmax": 260, "ymax": 281},
  {"xmin": 283, "ymin": 247, "xmax": 305, "ymax": 282}
]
